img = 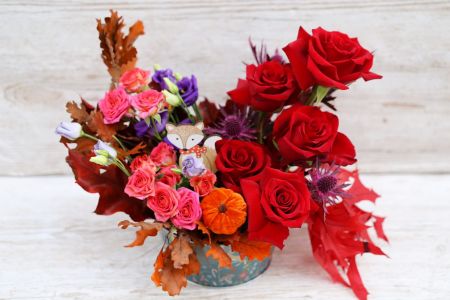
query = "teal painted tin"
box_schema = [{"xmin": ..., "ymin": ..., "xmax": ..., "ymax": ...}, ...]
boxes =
[
  {"xmin": 164, "ymin": 231, "xmax": 272, "ymax": 287},
  {"xmin": 188, "ymin": 243, "xmax": 272, "ymax": 287}
]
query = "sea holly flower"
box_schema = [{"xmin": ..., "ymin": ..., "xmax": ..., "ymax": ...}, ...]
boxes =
[
  {"xmin": 307, "ymin": 161, "xmax": 349, "ymax": 211},
  {"xmin": 55, "ymin": 122, "xmax": 83, "ymax": 140},
  {"xmin": 98, "ymin": 86, "xmax": 131, "ymax": 124},
  {"xmin": 182, "ymin": 156, "xmax": 205, "ymax": 178},
  {"xmin": 120, "ymin": 68, "xmax": 150, "ymax": 93},
  {"xmin": 204, "ymin": 104, "xmax": 257, "ymax": 141},
  {"xmin": 176, "ymin": 75, "xmax": 198, "ymax": 106}
]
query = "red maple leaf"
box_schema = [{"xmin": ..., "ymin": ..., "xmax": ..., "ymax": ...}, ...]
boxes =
[
  {"xmin": 307, "ymin": 169, "xmax": 387, "ymax": 300},
  {"xmin": 66, "ymin": 149, "xmax": 153, "ymax": 221}
]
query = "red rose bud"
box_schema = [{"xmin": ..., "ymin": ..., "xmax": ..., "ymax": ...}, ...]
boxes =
[
  {"xmin": 227, "ymin": 60, "xmax": 298, "ymax": 112},
  {"xmin": 240, "ymin": 168, "xmax": 311, "ymax": 249},
  {"xmin": 283, "ymin": 27, "xmax": 382, "ymax": 91},
  {"xmin": 273, "ymin": 105, "xmax": 356, "ymax": 166}
]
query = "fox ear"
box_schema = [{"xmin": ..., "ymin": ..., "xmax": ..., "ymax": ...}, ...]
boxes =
[
  {"xmin": 166, "ymin": 123, "xmax": 176, "ymax": 132},
  {"xmin": 194, "ymin": 122, "xmax": 204, "ymax": 131}
]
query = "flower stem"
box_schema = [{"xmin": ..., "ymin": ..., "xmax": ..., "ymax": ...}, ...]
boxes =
[
  {"xmin": 114, "ymin": 158, "xmax": 130, "ymax": 176},
  {"xmin": 192, "ymin": 103, "xmax": 202, "ymax": 121},
  {"xmin": 81, "ymin": 132, "xmax": 98, "ymax": 141},
  {"xmin": 257, "ymin": 111, "xmax": 266, "ymax": 144}
]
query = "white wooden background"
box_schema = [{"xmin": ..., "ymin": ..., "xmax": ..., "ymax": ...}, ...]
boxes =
[
  {"xmin": 0, "ymin": 0, "xmax": 449, "ymax": 175},
  {"xmin": 1, "ymin": 174, "xmax": 450, "ymax": 299}
]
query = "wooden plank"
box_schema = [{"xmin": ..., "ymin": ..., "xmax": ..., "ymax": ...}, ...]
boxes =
[
  {"xmin": 0, "ymin": 1, "xmax": 449, "ymax": 175},
  {"xmin": 0, "ymin": 174, "xmax": 449, "ymax": 299}
]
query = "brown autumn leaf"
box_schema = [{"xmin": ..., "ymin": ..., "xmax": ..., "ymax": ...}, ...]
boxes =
[
  {"xmin": 97, "ymin": 10, "xmax": 145, "ymax": 87},
  {"xmin": 117, "ymin": 142, "xmax": 146, "ymax": 159},
  {"xmin": 196, "ymin": 221, "xmax": 211, "ymax": 244},
  {"xmin": 151, "ymin": 247, "xmax": 165, "ymax": 287},
  {"xmin": 87, "ymin": 110, "xmax": 117, "ymax": 142},
  {"xmin": 205, "ymin": 242, "xmax": 232, "ymax": 269},
  {"xmin": 66, "ymin": 101, "xmax": 91, "ymax": 123},
  {"xmin": 231, "ymin": 234, "xmax": 272, "ymax": 261},
  {"xmin": 118, "ymin": 220, "xmax": 163, "ymax": 247},
  {"xmin": 170, "ymin": 234, "xmax": 194, "ymax": 269}
]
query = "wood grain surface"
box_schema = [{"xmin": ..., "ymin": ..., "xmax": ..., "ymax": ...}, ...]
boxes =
[
  {"xmin": 0, "ymin": 1, "xmax": 449, "ymax": 175},
  {"xmin": 1, "ymin": 174, "xmax": 449, "ymax": 299}
]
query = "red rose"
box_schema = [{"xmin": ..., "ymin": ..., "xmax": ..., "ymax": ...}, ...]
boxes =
[
  {"xmin": 227, "ymin": 60, "xmax": 297, "ymax": 112},
  {"xmin": 240, "ymin": 168, "xmax": 311, "ymax": 249},
  {"xmin": 215, "ymin": 140, "xmax": 271, "ymax": 192},
  {"xmin": 273, "ymin": 104, "xmax": 356, "ymax": 166},
  {"xmin": 283, "ymin": 27, "xmax": 382, "ymax": 91}
]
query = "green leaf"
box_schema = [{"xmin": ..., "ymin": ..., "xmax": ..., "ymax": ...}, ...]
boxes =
[
  {"xmin": 144, "ymin": 117, "xmax": 151, "ymax": 126},
  {"xmin": 153, "ymin": 113, "xmax": 162, "ymax": 124}
]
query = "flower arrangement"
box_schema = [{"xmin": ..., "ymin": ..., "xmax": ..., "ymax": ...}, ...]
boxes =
[{"xmin": 57, "ymin": 11, "xmax": 387, "ymax": 300}]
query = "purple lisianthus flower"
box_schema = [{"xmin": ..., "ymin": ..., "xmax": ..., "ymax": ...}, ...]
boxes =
[
  {"xmin": 177, "ymin": 75, "xmax": 198, "ymax": 106},
  {"xmin": 152, "ymin": 69, "xmax": 176, "ymax": 90},
  {"xmin": 94, "ymin": 140, "xmax": 117, "ymax": 158},
  {"xmin": 182, "ymin": 156, "xmax": 205, "ymax": 178},
  {"xmin": 134, "ymin": 111, "xmax": 168, "ymax": 138},
  {"xmin": 55, "ymin": 121, "xmax": 82, "ymax": 140}
]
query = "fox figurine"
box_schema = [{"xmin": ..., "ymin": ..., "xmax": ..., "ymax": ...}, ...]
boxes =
[{"xmin": 165, "ymin": 122, "xmax": 221, "ymax": 173}]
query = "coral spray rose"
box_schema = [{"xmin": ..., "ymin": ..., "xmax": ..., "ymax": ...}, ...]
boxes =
[
  {"xmin": 189, "ymin": 170, "xmax": 216, "ymax": 196},
  {"xmin": 119, "ymin": 68, "xmax": 150, "ymax": 93},
  {"xmin": 130, "ymin": 154, "xmax": 156, "ymax": 172},
  {"xmin": 98, "ymin": 86, "xmax": 131, "ymax": 124},
  {"xmin": 157, "ymin": 165, "xmax": 181, "ymax": 187},
  {"xmin": 171, "ymin": 188, "xmax": 202, "ymax": 230},
  {"xmin": 150, "ymin": 142, "xmax": 177, "ymax": 166},
  {"xmin": 131, "ymin": 89, "xmax": 164, "ymax": 119},
  {"xmin": 124, "ymin": 167, "xmax": 156, "ymax": 200},
  {"xmin": 147, "ymin": 182, "xmax": 179, "ymax": 222},
  {"xmin": 283, "ymin": 27, "xmax": 382, "ymax": 90}
]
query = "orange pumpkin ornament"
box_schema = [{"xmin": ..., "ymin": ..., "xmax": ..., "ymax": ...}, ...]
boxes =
[{"xmin": 200, "ymin": 188, "xmax": 247, "ymax": 235}]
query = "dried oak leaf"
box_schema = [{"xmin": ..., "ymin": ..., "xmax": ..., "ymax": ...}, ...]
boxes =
[
  {"xmin": 118, "ymin": 220, "xmax": 163, "ymax": 247},
  {"xmin": 87, "ymin": 110, "xmax": 117, "ymax": 142},
  {"xmin": 66, "ymin": 101, "xmax": 90, "ymax": 123},
  {"xmin": 117, "ymin": 142, "xmax": 146, "ymax": 159},
  {"xmin": 205, "ymin": 242, "xmax": 232, "ymax": 269},
  {"xmin": 97, "ymin": 10, "xmax": 144, "ymax": 86},
  {"xmin": 170, "ymin": 234, "xmax": 194, "ymax": 269},
  {"xmin": 152, "ymin": 242, "xmax": 200, "ymax": 296},
  {"xmin": 231, "ymin": 234, "xmax": 272, "ymax": 261},
  {"xmin": 60, "ymin": 136, "xmax": 96, "ymax": 154},
  {"xmin": 66, "ymin": 149, "xmax": 152, "ymax": 221},
  {"xmin": 196, "ymin": 221, "xmax": 212, "ymax": 244}
]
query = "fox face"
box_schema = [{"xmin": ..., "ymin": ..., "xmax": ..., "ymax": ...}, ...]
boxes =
[{"xmin": 166, "ymin": 122, "xmax": 205, "ymax": 150}]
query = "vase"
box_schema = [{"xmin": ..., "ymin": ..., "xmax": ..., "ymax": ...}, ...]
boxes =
[
  {"xmin": 188, "ymin": 243, "xmax": 272, "ymax": 287},
  {"xmin": 164, "ymin": 231, "xmax": 272, "ymax": 287}
]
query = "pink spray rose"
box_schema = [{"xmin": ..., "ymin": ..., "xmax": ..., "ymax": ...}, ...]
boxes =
[
  {"xmin": 157, "ymin": 165, "xmax": 181, "ymax": 187},
  {"xmin": 171, "ymin": 188, "xmax": 202, "ymax": 230},
  {"xmin": 119, "ymin": 68, "xmax": 150, "ymax": 93},
  {"xmin": 147, "ymin": 182, "xmax": 179, "ymax": 222},
  {"xmin": 124, "ymin": 167, "xmax": 156, "ymax": 200},
  {"xmin": 130, "ymin": 154, "xmax": 157, "ymax": 172},
  {"xmin": 131, "ymin": 89, "xmax": 164, "ymax": 119},
  {"xmin": 98, "ymin": 86, "xmax": 131, "ymax": 124},
  {"xmin": 150, "ymin": 142, "xmax": 177, "ymax": 166}
]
